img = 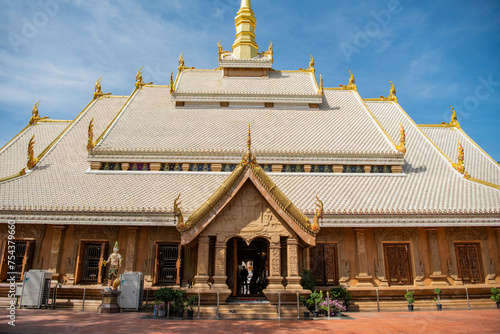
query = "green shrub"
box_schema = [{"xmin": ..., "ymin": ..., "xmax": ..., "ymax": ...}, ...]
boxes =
[
  {"xmin": 491, "ymin": 287, "xmax": 500, "ymax": 302},
  {"xmin": 300, "ymin": 269, "xmax": 315, "ymax": 292}
]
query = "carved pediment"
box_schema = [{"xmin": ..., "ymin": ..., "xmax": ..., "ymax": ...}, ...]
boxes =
[{"xmin": 203, "ymin": 181, "xmax": 293, "ymax": 244}]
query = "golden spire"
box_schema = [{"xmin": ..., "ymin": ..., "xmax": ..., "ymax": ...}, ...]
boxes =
[
  {"xmin": 29, "ymin": 100, "xmax": 48, "ymax": 125},
  {"xmin": 26, "ymin": 135, "xmax": 39, "ymax": 169},
  {"xmin": 450, "ymin": 105, "xmax": 460, "ymax": 129},
  {"xmin": 232, "ymin": 0, "xmax": 258, "ymax": 59},
  {"xmin": 135, "ymin": 67, "xmax": 153, "ymax": 88},
  {"xmin": 396, "ymin": 123, "xmax": 406, "ymax": 154},
  {"xmin": 452, "ymin": 140, "xmax": 470, "ymax": 179},
  {"xmin": 87, "ymin": 118, "xmax": 95, "ymax": 151}
]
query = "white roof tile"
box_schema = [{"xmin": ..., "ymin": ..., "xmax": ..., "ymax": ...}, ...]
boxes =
[
  {"xmin": 420, "ymin": 126, "xmax": 500, "ymax": 185},
  {"xmin": 0, "ymin": 121, "xmax": 69, "ymax": 179},
  {"xmin": 95, "ymin": 87, "xmax": 397, "ymax": 156},
  {"xmin": 172, "ymin": 70, "xmax": 321, "ymax": 102}
]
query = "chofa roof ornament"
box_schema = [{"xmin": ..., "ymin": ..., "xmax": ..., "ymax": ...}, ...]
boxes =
[{"xmin": 452, "ymin": 140, "xmax": 470, "ymax": 179}]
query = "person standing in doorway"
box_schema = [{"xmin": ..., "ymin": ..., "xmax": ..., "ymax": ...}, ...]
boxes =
[{"xmin": 240, "ymin": 266, "xmax": 249, "ymax": 294}]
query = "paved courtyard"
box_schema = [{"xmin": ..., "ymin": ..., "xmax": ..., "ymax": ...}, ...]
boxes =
[{"xmin": 0, "ymin": 308, "xmax": 499, "ymax": 334}]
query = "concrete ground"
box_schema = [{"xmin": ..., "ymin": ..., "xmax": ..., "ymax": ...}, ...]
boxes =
[{"xmin": 0, "ymin": 308, "xmax": 499, "ymax": 334}]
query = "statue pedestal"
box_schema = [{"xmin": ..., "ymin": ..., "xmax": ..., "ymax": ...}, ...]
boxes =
[{"xmin": 97, "ymin": 290, "xmax": 121, "ymax": 314}]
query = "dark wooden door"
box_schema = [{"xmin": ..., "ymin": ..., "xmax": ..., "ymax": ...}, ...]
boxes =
[
  {"xmin": 81, "ymin": 243, "xmax": 103, "ymax": 283},
  {"xmin": 383, "ymin": 243, "xmax": 413, "ymax": 286},
  {"xmin": 455, "ymin": 243, "xmax": 484, "ymax": 284},
  {"xmin": 155, "ymin": 243, "xmax": 179, "ymax": 285},
  {"xmin": 310, "ymin": 243, "xmax": 339, "ymax": 286}
]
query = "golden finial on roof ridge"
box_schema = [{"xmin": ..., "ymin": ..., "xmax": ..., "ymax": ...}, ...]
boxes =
[
  {"xmin": 307, "ymin": 196, "xmax": 323, "ymax": 232},
  {"xmin": 87, "ymin": 118, "xmax": 95, "ymax": 151},
  {"xmin": 29, "ymin": 100, "xmax": 49, "ymax": 125},
  {"xmin": 340, "ymin": 70, "xmax": 357, "ymax": 91},
  {"xmin": 174, "ymin": 194, "xmax": 187, "ymax": 230},
  {"xmin": 26, "ymin": 135, "xmax": 39, "ymax": 169},
  {"xmin": 135, "ymin": 67, "xmax": 153, "ymax": 88},
  {"xmin": 93, "ymin": 77, "xmax": 111, "ymax": 99},
  {"xmin": 450, "ymin": 105, "xmax": 460, "ymax": 129},
  {"xmin": 452, "ymin": 140, "xmax": 470, "ymax": 179},
  {"xmin": 241, "ymin": 123, "xmax": 256, "ymax": 165},
  {"xmin": 261, "ymin": 41, "xmax": 273, "ymax": 61},
  {"xmin": 178, "ymin": 52, "xmax": 185, "ymax": 71},
  {"xmin": 308, "ymin": 54, "xmax": 315, "ymax": 72},
  {"xmin": 319, "ymin": 75, "xmax": 324, "ymax": 95},
  {"xmin": 388, "ymin": 80, "xmax": 397, "ymax": 102},
  {"xmin": 170, "ymin": 72, "xmax": 174, "ymax": 94},
  {"xmin": 396, "ymin": 123, "xmax": 406, "ymax": 154}
]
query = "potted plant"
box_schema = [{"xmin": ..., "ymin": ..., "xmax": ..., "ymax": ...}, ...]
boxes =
[
  {"xmin": 433, "ymin": 288, "xmax": 442, "ymax": 311},
  {"xmin": 172, "ymin": 289, "xmax": 186, "ymax": 318},
  {"xmin": 329, "ymin": 286, "xmax": 352, "ymax": 311},
  {"xmin": 186, "ymin": 295, "xmax": 198, "ymax": 319},
  {"xmin": 405, "ymin": 291, "xmax": 415, "ymax": 311},
  {"xmin": 490, "ymin": 287, "xmax": 500, "ymax": 309},
  {"xmin": 300, "ymin": 291, "xmax": 323, "ymax": 318},
  {"xmin": 154, "ymin": 287, "xmax": 177, "ymax": 315},
  {"xmin": 154, "ymin": 300, "xmax": 167, "ymax": 317}
]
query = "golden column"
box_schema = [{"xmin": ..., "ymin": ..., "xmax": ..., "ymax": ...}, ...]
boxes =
[
  {"xmin": 212, "ymin": 241, "xmax": 229, "ymax": 289},
  {"xmin": 266, "ymin": 242, "xmax": 284, "ymax": 290},
  {"xmin": 285, "ymin": 238, "xmax": 304, "ymax": 291}
]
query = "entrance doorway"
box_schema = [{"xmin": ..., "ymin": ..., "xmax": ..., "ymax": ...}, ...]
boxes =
[{"xmin": 227, "ymin": 238, "xmax": 269, "ymax": 297}]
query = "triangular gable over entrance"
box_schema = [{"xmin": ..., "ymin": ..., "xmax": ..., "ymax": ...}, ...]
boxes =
[{"xmin": 174, "ymin": 130, "xmax": 320, "ymax": 246}]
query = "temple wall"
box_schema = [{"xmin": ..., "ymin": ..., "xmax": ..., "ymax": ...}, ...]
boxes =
[{"xmin": 1, "ymin": 223, "xmax": 498, "ymax": 286}]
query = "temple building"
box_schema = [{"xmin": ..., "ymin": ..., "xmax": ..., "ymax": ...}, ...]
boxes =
[{"xmin": 1, "ymin": 0, "xmax": 499, "ymax": 307}]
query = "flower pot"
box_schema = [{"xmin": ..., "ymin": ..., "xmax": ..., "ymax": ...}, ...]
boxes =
[
  {"xmin": 436, "ymin": 304, "xmax": 442, "ymax": 311},
  {"xmin": 408, "ymin": 304, "xmax": 414, "ymax": 312},
  {"xmin": 177, "ymin": 310, "xmax": 184, "ymax": 319},
  {"xmin": 497, "ymin": 301, "xmax": 500, "ymax": 309},
  {"xmin": 158, "ymin": 309, "xmax": 166, "ymax": 317},
  {"xmin": 303, "ymin": 311, "xmax": 310, "ymax": 319},
  {"xmin": 313, "ymin": 311, "xmax": 318, "ymax": 317},
  {"xmin": 187, "ymin": 310, "xmax": 194, "ymax": 319}
]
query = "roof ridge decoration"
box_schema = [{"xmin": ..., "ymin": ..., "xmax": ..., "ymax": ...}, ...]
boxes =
[
  {"xmin": 300, "ymin": 54, "xmax": 315, "ymax": 73},
  {"xmin": 396, "ymin": 123, "xmax": 406, "ymax": 154},
  {"xmin": 26, "ymin": 135, "xmax": 39, "ymax": 170},
  {"xmin": 170, "ymin": 72, "xmax": 174, "ymax": 94},
  {"xmin": 339, "ymin": 70, "xmax": 357, "ymax": 91},
  {"xmin": 174, "ymin": 125, "xmax": 320, "ymax": 245},
  {"xmin": 29, "ymin": 101, "xmax": 49, "ymax": 125},
  {"xmin": 87, "ymin": 118, "xmax": 95, "ymax": 151},
  {"xmin": 217, "ymin": 40, "xmax": 231, "ymax": 61},
  {"xmin": 135, "ymin": 67, "xmax": 153, "ymax": 88},
  {"xmin": 261, "ymin": 41, "xmax": 273, "ymax": 62},
  {"xmin": 450, "ymin": 105, "xmax": 460, "ymax": 129},
  {"xmin": 93, "ymin": 77, "xmax": 111, "ymax": 99},
  {"xmin": 452, "ymin": 140, "xmax": 471, "ymax": 179}
]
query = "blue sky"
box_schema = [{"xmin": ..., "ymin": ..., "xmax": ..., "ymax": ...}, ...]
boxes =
[{"xmin": 1, "ymin": 0, "xmax": 499, "ymax": 161}]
